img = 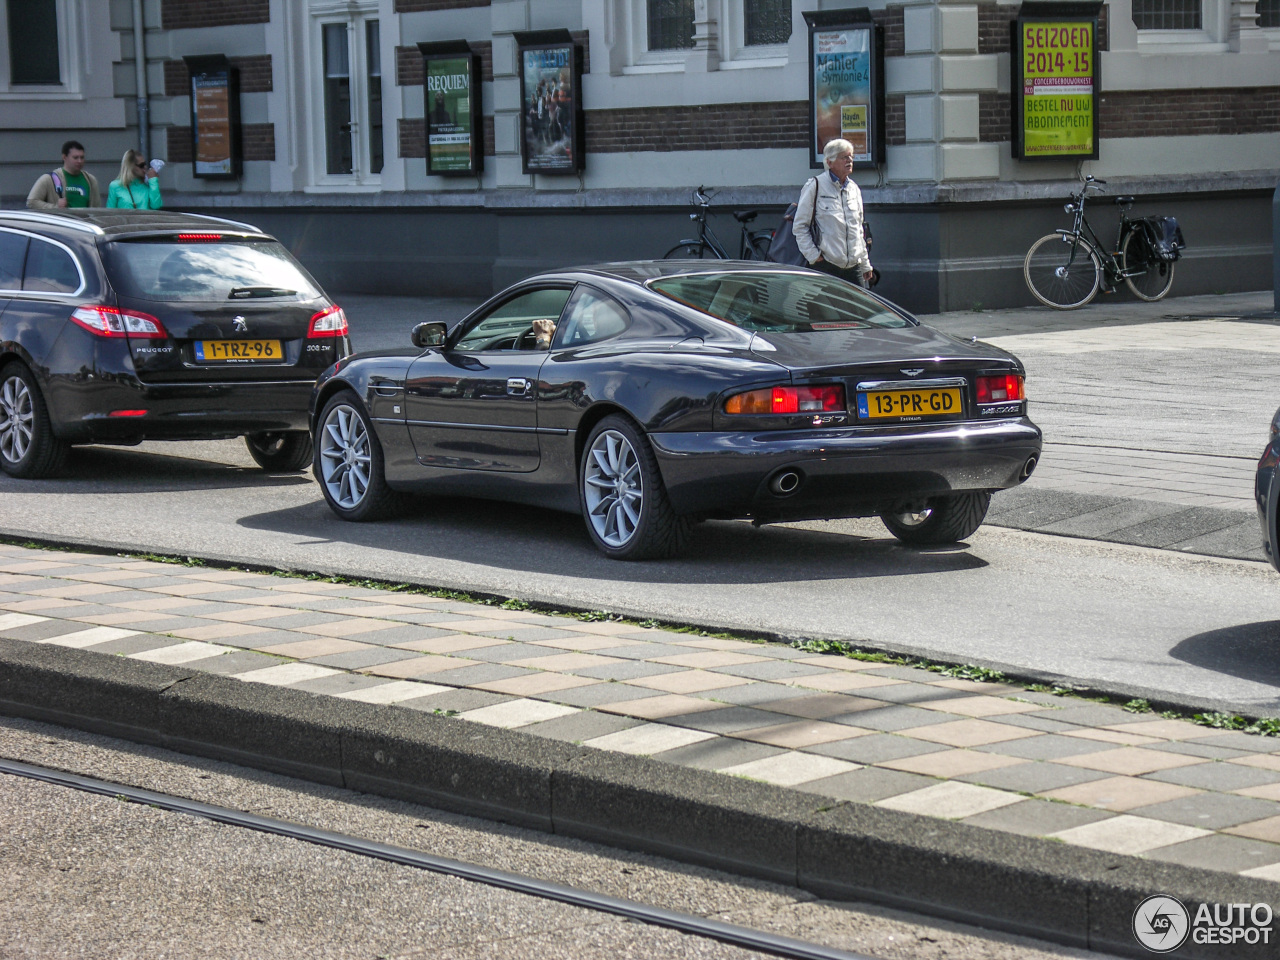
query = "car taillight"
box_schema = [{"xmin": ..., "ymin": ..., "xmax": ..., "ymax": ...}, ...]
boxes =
[
  {"xmin": 976, "ymin": 375, "xmax": 1025, "ymax": 404},
  {"xmin": 70, "ymin": 305, "xmax": 167, "ymax": 339},
  {"xmin": 724, "ymin": 384, "xmax": 846, "ymax": 415},
  {"xmin": 308, "ymin": 304, "xmax": 349, "ymax": 338},
  {"xmin": 176, "ymin": 233, "xmax": 223, "ymax": 242}
]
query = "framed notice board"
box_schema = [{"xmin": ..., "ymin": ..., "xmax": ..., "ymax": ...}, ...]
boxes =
[
  {"xmin": 418, "ymin": 41, "xmax": 483, "ymax": 176},
  {"xmin": 1011, "ymin": 2, "xmax": 1102, "ymax": 161},
  {"xmin": 514, "ymin": 29, "xmax": 584, "ymax": 175},
  {"xmin": 183, "ymin": 54, "xmax": 242, "ymax": 179},
  {"xmin": 803, "ymin": 9, "xmax": 885, "ymax": 170}
]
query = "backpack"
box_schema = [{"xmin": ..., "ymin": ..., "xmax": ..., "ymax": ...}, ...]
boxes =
[{"xmin": 766, "ymin": 178, "xmax": 820, "ymax": 267}]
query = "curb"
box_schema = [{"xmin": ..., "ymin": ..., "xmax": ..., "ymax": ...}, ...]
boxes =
[{"xmin": 1, "ymin": 639, "xmax": 1274, "ymax": 959}]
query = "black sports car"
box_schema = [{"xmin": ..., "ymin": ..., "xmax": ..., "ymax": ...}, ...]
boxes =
[
  {"xmin": 0, "ymin": 209, "xmax": 351, "ymax": 478},
  {"xmin": 311, "ymin": 262, "xmax": 1041, "ymax": 559}
]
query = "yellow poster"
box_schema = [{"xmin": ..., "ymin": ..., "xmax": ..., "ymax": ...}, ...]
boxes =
[
  {"xmin": 1021, "ymin": 21, "xmax": 1094, "ymax": 157},
  {"xmin": 840, "ymin": 104, "xmax": 868, "ymax": 155}
]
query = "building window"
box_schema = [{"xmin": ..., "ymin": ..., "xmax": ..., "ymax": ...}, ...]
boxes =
[
  {"xmin": 1259, "ymin": 0, "xmax": 1279, "ymax": 27},
  {"xmin": 310, "ymin": 1, "xmax": 382, "ymax": 185},
  {"xmin": 744, "ymin": 0, "xmax": 791, "ymax": 46},
  {"xmin": 8, "ymin": 0, "xmax": 60, "ymax": 85},
  {"xmin": 365, "ymin": 20, "xmax": 382, "ymax": 175},
  {"xmin": 649, "ymin": 0, "xmax": 694, "ymax": 50},
  {"xmin": 1131, "ymin": 0, "xmax": 1202, "ymax": 29},
  {"xmin": 322, "ymin": 23, "xmax": 352, "ymax": 175}
]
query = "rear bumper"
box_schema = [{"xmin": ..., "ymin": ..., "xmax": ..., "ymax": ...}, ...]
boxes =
[
  {"xmin": 52, "ymin": 378, "xmax": 314, "ymax": 443},
  {"xmin": 650, "ymin": 417, "xmax": 1042, "ymax": 520}
]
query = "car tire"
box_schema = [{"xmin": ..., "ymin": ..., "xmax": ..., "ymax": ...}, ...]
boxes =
[
  {"xmin": 314, "ymin": 391, "xmax": 402, "ymax": 521},
  {"xmin": 580, "ymin": 415, "xmax": 690, "ymax": 560},
  {"xmin": 880, "ymin": 491, "xmax": 992, "ymax": 545},
  {"xmin": 0, "ymin": 362, "xmax": 68, "ymax": 479},
  {"xmin": 245, "ymin": 430, "xmax": 313, "ymax": 472}
]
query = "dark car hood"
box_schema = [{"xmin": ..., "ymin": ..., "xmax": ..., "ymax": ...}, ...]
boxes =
[{"xmin": 750, "ymin": 324, "xmax": 1019, "ymax": 371}]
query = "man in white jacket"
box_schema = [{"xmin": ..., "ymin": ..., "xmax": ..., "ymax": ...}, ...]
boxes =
[{"xmin": 792, "ymin": 138, "xmax": 874, "ymax": 287}]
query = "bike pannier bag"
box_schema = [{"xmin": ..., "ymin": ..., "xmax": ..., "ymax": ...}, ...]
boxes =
[
  {"xmin": 1141, "ymin": 216, "xmax": 1185, "ymax": 262},
  {"xmin": 767, "ymin": 178, "xmax": 820, "ymax": 267}
]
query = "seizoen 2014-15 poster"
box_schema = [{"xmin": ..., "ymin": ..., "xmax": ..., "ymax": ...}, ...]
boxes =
[
  {"xmin": 427, "ymin": 56, "xmax": 474, "ymax": 174},
  {"xmin": 1020, "ymin": 21, "xmax": 1094, "ymax": 157},
  {"xmin": 812, "ymin": 27, "xmax": 872, "ymax": 164},
  {"xmin": 522, "ymin": 45, "xmax": 576, "ymax": 172}
]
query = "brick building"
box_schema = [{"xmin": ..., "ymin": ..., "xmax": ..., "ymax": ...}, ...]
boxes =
[{"xmin": 0, "ymin": 0, "xmax": 1276, "ymax": 311}]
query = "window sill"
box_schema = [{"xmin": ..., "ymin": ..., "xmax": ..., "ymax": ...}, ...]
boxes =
[
  {"xmin": 621, "ymin": 62, "xmax": 687, "ymax": 75},
  {"xmin": 1135, "ymin": 29, "xmax": 1226, "ymax": 53},
  {"xmin": 303, "ymin": 182, "xmax": 383, "ymax": 193},
  {"xmin": 719, "ymin": 56, "xmax": 789, "ymax": 70}
]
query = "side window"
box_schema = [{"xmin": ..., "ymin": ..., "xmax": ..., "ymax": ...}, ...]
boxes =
[
  {"xmin": 22, "ymin": 238, "xmax": 81, "ymax": 294},
  {"xmin": 555, "ymin": 287, "xmax": 630, "ymax": 348},
  {"xmin": 0, "ymin": 232, "xmax": 29, "ymax": 290},
  {"xmin": 453, "ymin": 287, "xmax": 573, "ymax": 352}
]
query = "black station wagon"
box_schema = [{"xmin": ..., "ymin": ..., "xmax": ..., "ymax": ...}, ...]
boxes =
[{"xmin": 0, "ymin": 209, "xmax": 351, "ymax": 478}]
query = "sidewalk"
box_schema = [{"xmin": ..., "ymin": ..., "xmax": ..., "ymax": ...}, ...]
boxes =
[{"xmin": 4, "ymin": 540, "xmax": 1280, "ymax": 894}]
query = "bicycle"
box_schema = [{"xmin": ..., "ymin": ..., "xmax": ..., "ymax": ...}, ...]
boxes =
[
  {"xmin": 1023, "ymin": 176, "xmax": 1177, "ymax": 309},
  {"xmin": 664, "ymin": 186, "xmax": 774, "ymax": 261}
]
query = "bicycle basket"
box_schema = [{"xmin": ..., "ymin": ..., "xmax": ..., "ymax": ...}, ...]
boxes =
[{"xmin": 1139, "ymin": 216, "xmax": 1185, "ymax": 262}]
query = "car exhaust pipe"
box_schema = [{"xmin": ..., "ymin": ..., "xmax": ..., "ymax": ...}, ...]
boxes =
[
  {"xmin": 769, "ymin": 470, "xmax": 802, "ymax": 496},
  {"xmin": 1020, "ymin": 456, "xmax": 1038, "ymax": 481}
]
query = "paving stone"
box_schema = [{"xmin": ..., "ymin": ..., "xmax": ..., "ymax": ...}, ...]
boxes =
[
  {"xmin": 691, "ymin": 682, "xmax": 811, "ymax": 707},
  {"xmin": 584, "ymin": 642, "xmax": 698, "ymax": 661},
  {"xmin": 849, "ymin": 682, "xmax": 971, "ymax": 705},
  {"xmin": 990, "ymin": 714, "xmax": 1083, "ymax": 734},
  {"xmin": 305, "ymin": 647, "xmax": 423, "ymax": 670},
  {"xmin": 520, "ymin": 711, "xmax": 642, "ymax": 744},
  {"xmin": 652, "ymin": 737, "xmax": 784, "ymax": 771},
  {"xmin": 397, "ymin": 688, "xmax": 512, "ymax": 714},
  {"xmin": 1145, "ymin": 740, "xmax": 1252, "ymax": 760},
  {"xmin": 2, "ymin": 619, "xmax": 83, "ymax": 641},
  {"xmin": 630, "ymin": 669, "xmax": 753, "ymax": 695},
  {"xmin": 475, "ymin": 673, "xmax": 599, "ymax": 697},
  {"xmin": 425, "ymin": 663, "xmax": 537, "ymax": 687},
  {"xmin": 708, "ymin": 660, "xmax": 832, "ymax": 682},
  {"xmin": 797, "ymin": 767, "xmax": 936, "ymax": 803},
  {"xmin": 1028, "ymin": 703, "xmax": 1142, "ymax": 727},
  {"xmin": 459, "ymin": 698, "xmax": 578, "ymax": 729},
  {"xmin": 833, "ymin": 704, "xmax": 959, "ymax": 732},
  {"xmin": 1225, "ymin": 815, "xmax": 1280, "ymax": 844},
  {"xmin": 961, "ymin": 799, "xmax": 1115, "ymax": 838},
  {"xmin": 806, "ymin": 734, "xmax": 949, "ymax": 765},
  {"xmin": 473, "ymin": 627, "xmax": 588, "ymax": 644},
  {"xmin": 752, "ymin": 692, "xmax": 886, "ymax": 720},
  {"xmin": 214, "ymin": 629, "xmax": 310, "ymax": 650},
  {"xmin": 878, "ymin": 781, "xmax": 1022, "ymax": 819},
  {"xmin": 1040, "ymin": 775, "xmax": 1202, "ymax": 811},
  {"xmin": 1192, "ymin": 732, "xmax": 1280, "ymax": 753},
  {"xmin": 337, "ymin": 680, "xmax": 453, "ymax": 704},
  {"xmin": 718, "ymin": 752, "xmax": 859, "ymax": 787},
  {"xmin": 538, "ymin": 682, "xmax": 659, "ymax": 708},
  {"xmin": 73, "ymin": 634, "xmax": 181, "ymax": 655},
  {"xmin": 131, "ymin": 641, "xmax": 236, "ymax": 665},
  {"xmin": 662, "ymin": 705, "xmax": 794, "ymax": 735},
  {"xmin": 233, "ymin": 662, "xmax": 342, "ymax": 686},
  {"xmin": 586, "ymin": 723, "xmax": 717, "ymax": 756},
  {"xmin": 957, "ymin": 761, "xmax": 1109, "ymax": 794},
  {"xmin": 1049, "ymin": 815, "xmax": 1211, "ymax": 855},
  {"xmin": 881, "ymin": 749, "xmax": 1025, "ymax": 780},
  {"xmin": 1143, "ymin": 833, "xmax": 1280, "ymax": 874},
  {"xmin": 1129, "ymin": 792, "xmax": 1280, "ymax": 830},
  {"xmin": 234, "ymin": 611, "xmax": 350, "ymax": 629},
  {"xmin": 1146, "ymin": 762, "xmax": 1280, "ymax": 792},
  {"xmin": 1110, "ymin": 506, "xmax": 1250, "ymax": 549},
  {"xmin": 288, "ymin": 672, "xmax": 395, "ymax": 696},
  {"xmin": 974, "ymin": 733, "xmax": 1120, "ymax": 761},
  {"xmin": 568, "ymin": 660, "xmax": 683, "ymax": 681},
  {"xmin": 870, "ymin": 666, "xmax": 946, "ymax": 683},
  {"xmin": 180, "ymin": 650, "xmax": 279, "ymax": 676},
  {"xmin": 1037, "ymin": 499, "xmax": 1184, "ymax": 538}
]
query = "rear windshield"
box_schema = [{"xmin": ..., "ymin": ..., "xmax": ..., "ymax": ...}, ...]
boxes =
[
  {"xmin": 102, "ymin": 239, "xmax": 323, "ymax": 303},
  {"xmin": 649, "ymin": 271, "xmax": 912, "ymax": 333}
]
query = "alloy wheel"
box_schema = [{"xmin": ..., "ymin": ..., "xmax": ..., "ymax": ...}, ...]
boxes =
[
  {"xmin": 0, "ymin": 375, "xmax": 33, "ymax": 465},
  {"xmin": 319, "ymin": 404, "xmax": 371, "ymax": 509},
  {"xmin": 583, "ymin": 429, "xmax": 644, "ymax": 547}
]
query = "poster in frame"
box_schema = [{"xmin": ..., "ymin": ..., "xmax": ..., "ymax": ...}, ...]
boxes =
[
  {"xmin": 1010, "ymin": 1, "xmax": 1102, "ymax": 161},
  {"xmin": 515, "ymin": 29, "xmax": 583, "ymax": 175},
  {"xmin": 804, "ymin": 9, "xmax": 885, "ymax": 170},
  {"xmin": 183, "ymin": 54, "xmax": 242, "ymax": 180},
  {"xmin": 418, "ymin": 40, "xmax": 483, "ymax": 177}
]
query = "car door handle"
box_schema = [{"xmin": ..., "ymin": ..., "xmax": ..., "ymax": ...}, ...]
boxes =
[
  {"xmin": 506, "ymin": 378, "xmax": 531, "ymax": 396},
  {"xmin": 371, "ymin": 378, "xmax": 402, "ymax": 396}
]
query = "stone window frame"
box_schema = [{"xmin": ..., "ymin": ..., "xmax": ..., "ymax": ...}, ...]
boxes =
[
  {"xmin": 0, "ymin": 0, "xmax": 83, "ymax": 99},
  {"xmin": 620, "ymin": 0, "xmax": 795, "ymax": 74},
  {"xmin": 1128, "ymin": 0, "xmax": 1230, "ymax": 50},
  {"xmin": 302, "ymin": 0, "xmax": 386, "ymax": 191}
]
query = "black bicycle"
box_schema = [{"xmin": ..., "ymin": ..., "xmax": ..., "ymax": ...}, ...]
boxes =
[
  {"xmin": 1023, "ymin": 176, "xmax": 1178, "ymax": 309},
  {"xmin": 664, "ymin": 186, "xmax": 774, "ymax": 261}
]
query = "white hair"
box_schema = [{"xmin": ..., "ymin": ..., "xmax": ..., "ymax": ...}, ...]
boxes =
[{"xmin": 822, "ymin": 138, "xmax": 855, "ymax": 169}]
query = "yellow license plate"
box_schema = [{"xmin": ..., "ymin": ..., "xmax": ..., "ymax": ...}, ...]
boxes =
[
  {"xmin": 194, "ymin": 339, "xmax": 283, "ymax": 362},
  {"xmin": 857, "ymin": 387, "xmax": 963, "ymax": 420}
]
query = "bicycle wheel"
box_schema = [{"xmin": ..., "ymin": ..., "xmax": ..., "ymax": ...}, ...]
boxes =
[
  {"xmin": 1023, "ymin": 233, "xmax": 1102, "ymax": 309},
  {"xmin": 748, "ymin": 233, "xmax": 772, "ymax": 261},
  {"xmin": 664, "ymin": 242, "xmax": 708, "ymax": 259},
  {"xmin": 1121, "ymin": 228, "xmax": 1175, "ymax": 302}
]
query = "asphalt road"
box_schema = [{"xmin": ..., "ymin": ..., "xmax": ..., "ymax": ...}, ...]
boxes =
[{"xmin": 0, "ymin": 715, "xmax": 1105, "ymax": 960}]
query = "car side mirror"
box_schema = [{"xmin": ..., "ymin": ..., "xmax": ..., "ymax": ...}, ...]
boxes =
[{"xmin": 412, "ymin": 321, "xmax": 447, "ymax": 349}]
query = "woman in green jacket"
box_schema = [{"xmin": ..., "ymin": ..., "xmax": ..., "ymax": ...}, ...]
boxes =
[{"xmin": 106, "ymin": 149, "xmax": 163, "ymax": 209}]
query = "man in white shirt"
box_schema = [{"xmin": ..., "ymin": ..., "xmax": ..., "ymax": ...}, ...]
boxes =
[{"xmin": 793, "ymin": 138, "xmax": 874, "ymax": 287}]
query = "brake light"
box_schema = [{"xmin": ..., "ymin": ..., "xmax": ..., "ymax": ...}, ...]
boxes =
[
  {"xmin": 725, "ymin": 384, "xmax": 846, "ymax": 415},
  {"xmin": 70, "ymin": 305, "xmax": 168, "ymax": 339},
  {"xmin": 108, "ymin": 410, "xmax": 147, "ymax": 417},
  {"xmin": 176, "ymin": 233, "xmax": 223, "ymax": 242},
  {"xmin": 308, "ymin": 304, "xmax": 349, "ymax": 338},
  {"xmin": 976, "ymin": 375, "xmax": 1025, "ymax": 404}
]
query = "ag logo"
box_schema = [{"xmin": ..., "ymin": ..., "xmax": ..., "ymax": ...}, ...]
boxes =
[{"xmin": 1133, "ymin": 895, "xmax": 1190, "ymax": 953}]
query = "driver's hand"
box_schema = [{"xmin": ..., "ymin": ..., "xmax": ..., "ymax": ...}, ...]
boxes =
[{"xmin": 532, "ymin": 319, "xmax": 556, "ymax": 349}]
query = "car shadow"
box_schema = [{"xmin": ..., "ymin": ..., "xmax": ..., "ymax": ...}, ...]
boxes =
[
  {"xmin": 237, "ymin": 496, "xmax": 989, "ymax": 586},
  {"xmin": 4, "ymin": 445, "xmax": 314, "ymax": 492},
  {"xmin": 1169, "ymin": 621, "xmax": 1280, "ymax": 693}
]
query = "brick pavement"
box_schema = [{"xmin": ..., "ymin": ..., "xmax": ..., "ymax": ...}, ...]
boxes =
[{"xmin": 6, "ymin": 541, "xmax": 1280, "ymax": 883}]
